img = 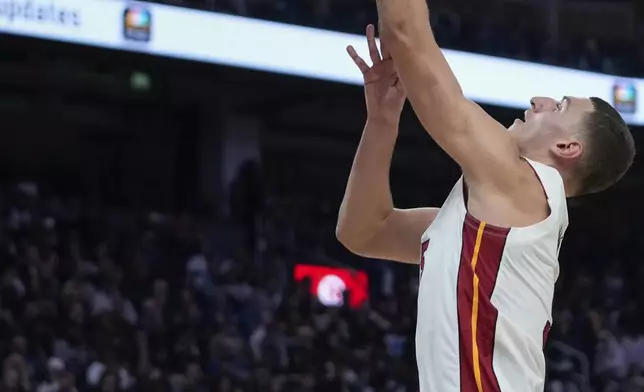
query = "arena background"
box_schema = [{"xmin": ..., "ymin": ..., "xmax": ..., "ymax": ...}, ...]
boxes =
[{"xmin": 0, "ymin": 0, "xmax": 643, "ymax": 391}]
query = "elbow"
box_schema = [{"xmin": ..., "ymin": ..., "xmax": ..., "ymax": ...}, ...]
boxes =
[
  {"xmin": 335, "ymin": 225, "xmax": 356, "ymax": 251},
  {"xmin": 335, "ymin": 224, "xmax": 369, "ymax": 255},
  {"xmin": 335, "ymin": 207, "xmax": 392, "ymax": 255},
  {"xmin": 336, "ymin": 214, "xmax": 389, "ymax": 256},
  {"xmin": 335, "ymin": 210, "xmax": 359, "ymax": 251}
]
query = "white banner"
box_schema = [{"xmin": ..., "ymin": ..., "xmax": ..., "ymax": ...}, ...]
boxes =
[{"xmin": 0, "ymin": 0, "xmax": 642, "ymax": 125}]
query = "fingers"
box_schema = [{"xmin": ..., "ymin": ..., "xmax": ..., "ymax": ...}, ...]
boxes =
[
  {"xmin": 346, "ymin": 45, "xmax": 370, "ymax": 74},
  {"xmin": 366, "ymin": 24, "xmax": 381, "ymax": 64},
  {"xmin": 347, "ymin": 24, "xmax": 387, "ymax": 75}
]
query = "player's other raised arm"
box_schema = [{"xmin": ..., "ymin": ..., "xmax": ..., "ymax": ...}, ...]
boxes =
[
  {"xmin": 336, "ymin": 26, "xmax": 438, "ymax": 264},
  {"xmin": 375, "ymin": 1, "xmax": 524, "ymax": 191}
]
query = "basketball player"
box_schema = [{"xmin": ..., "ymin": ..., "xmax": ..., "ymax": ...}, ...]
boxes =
[{"xmin": 337, "ymin": 14, "xmax": 634, "ymax": 392}]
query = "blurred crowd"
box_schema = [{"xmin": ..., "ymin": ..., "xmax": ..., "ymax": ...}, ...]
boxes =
[
  {"xmin": 0, "ymin": 159, "xmax": 643, "ymax": 392},
  {"xmin": 0, "ymin": 176, "xmax": 419, "ymax": 392},
  {"xmin": 144, "ymin": 0, "xmax": 644, "ymax": 77}
]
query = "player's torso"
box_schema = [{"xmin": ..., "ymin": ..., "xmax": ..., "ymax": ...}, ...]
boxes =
[{"xmin": 416, "ymin": 159, "xmax": 567, "ymax": 392}]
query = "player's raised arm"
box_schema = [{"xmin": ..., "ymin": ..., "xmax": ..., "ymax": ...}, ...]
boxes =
[
  {"xmin": 336, "ymin": 26, "xmax": 438, "ymax": 264},
  {"xmin": 375, "ymin": 0, "xmax": 525, "ymax": 192}
]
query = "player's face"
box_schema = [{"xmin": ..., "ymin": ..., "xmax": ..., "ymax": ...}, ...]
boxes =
[{"xmin": 508, "ymin": 96, "xmax": 594, "ymax": 156}]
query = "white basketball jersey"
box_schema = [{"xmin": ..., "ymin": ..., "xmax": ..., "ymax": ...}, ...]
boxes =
[{"xmin": 416, "ymin": 159, "xmax": 568, "ymax": 392}]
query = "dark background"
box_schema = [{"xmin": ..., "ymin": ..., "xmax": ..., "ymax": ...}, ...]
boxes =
[{"xmin": 0, "ymin": 0, "xmax": 642, "ymax": 391}]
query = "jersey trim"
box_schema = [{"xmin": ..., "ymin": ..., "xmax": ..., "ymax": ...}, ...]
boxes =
[
  {"xmin": 420, "ymin": 239, "xmax": 430, "ymax": 277},
  {"xmin": 542, "ymin": 321, "xmax": 551, "ymax": 349},
  {"xmin": 457, "ymin": 220, "xmax": 509, "ymax": 392}
]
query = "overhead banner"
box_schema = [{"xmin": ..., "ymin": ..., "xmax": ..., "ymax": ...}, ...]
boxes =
[{"xmin": 0, "ymin": 0, "xmax": 642, "ymax": 125}]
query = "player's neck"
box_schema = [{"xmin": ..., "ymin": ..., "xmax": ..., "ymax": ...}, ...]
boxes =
[
  {"xmin": 562, "ymin": 176, "xmax": 581, "ymax": 198},
  {"xmin": 522, "ymin": 154, "xmax": 579, "ymax": 198},
  {"xmin": 549, "ymin": 164, "xmax": 580, "ymax": 198}
]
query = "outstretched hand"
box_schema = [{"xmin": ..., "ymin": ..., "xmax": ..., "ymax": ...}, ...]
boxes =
[{"xmin": 347, "ymin": 24, "xmax": 406, "ymax": 122}]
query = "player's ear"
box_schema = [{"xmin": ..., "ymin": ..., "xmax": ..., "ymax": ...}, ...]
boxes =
[{"xmin": 551, "ymin": 140, "xmax": 583, "ymax": 162}]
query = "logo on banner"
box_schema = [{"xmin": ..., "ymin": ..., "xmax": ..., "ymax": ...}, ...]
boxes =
[
  {"xmin": 123, "ymin": 6, "xmax": 151, "ymax": 42},
  {"xmin": 613, "ymin": 81, "xmax": 637, "ymax": 114}
]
